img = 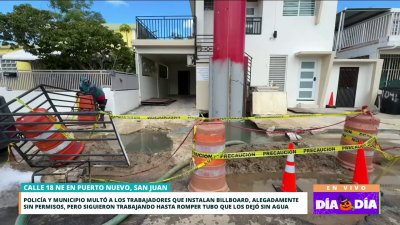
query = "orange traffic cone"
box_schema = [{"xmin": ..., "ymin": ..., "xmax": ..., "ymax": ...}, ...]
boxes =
[
  {"xmin": 326, "ymin": 92, "xmax": 336, "ymax": 108},
  {"xmin": 274, "ymin": 143, "xmax": 300, "ymax": 192},
  {"xmin": 352, "ymin": 143, "xmax": 369, "ymax": 184}
]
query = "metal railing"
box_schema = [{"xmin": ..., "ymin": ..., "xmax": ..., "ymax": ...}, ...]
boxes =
[
  {"xmin": 380, "ymin": 54, "xmax": 400, "ymax": 88},
  {"xmin": 195, "ymin": 34, "xmax": 252, "ymax": 74},
  {"xmin": 195, "ymin": 34, "xmax": 253, "ymax": 85},
  {"xmin": 336, "ymin": 12, "xmax": 400, "ymax": 50},
  {"xmin": 195, "ymin": 34, "xmax": 214, "ymax": 63},
  {"xmin": 0, "ymin": 85, "xmax": 130, "ymax": 177},
  {"xmin": 246, "ymin": 17, "xmax": 262, "ymax": 35},
  {"xmin": 0, "ymin": 70, "xmax": 137, "ymax": 91},
  {"xmin": 136, "ymin": 16, "xmax": 195, "ymax": 39},
  {"xmin": 245, "ymin": 52, "xmax": 253, "ymax": 85}
]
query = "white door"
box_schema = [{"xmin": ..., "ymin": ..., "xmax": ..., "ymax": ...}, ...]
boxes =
[{"xmin": 298, "ymin": 61, "xmax": 317, "ymax": 100}]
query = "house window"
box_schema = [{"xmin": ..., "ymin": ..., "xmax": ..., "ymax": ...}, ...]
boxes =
[
  {"xmin": 1, "ymin": 59, "xmax": 17, "ymax": 72},
  {"xmin": 283, "ymin": 0, "xmax": 315, "ymax": 16},
  {"xmin": 246, "ymin": 8, "xmax": 255, "ymax": 16},
  {"xmin": 298, "ymin": 61, "xmax": 317, "ymax": 100},
  {"xmin": 246, "ymin": 17, "xmax": 262, "ymax": 35},
  {"xmin": 159, "ymin": 64, "xmax": 168, "ymax": 79},
  {"xmin": 142, "ymin": 57, "xmax": 156, "ymax": 77},
  {"xmin": 268, "ymin": 55, "xmax": 288, "ymax": 91}
]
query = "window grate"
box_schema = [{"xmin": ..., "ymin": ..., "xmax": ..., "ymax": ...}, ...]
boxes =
[
  {"xmin": 268, "ymin": 55, "xmax": 288, "ymax": 91},
  {"xmin": 380, "ymin": 54, "xmax": 400, "ymax": 87},
  {"xmin": 246, "ymin": 17, "xmax": 262, "ymax": 35},
  {"xmin": 283, "ymin": 0, "xmax": 315, "ymax": 16},
  {"xmin": 1, "ymin": 59, "xmax": 17, "ymax": 72}
]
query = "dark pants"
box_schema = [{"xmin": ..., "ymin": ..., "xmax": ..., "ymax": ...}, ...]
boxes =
[
  {"xmin": 97, "ymin": 99, "xmax": 107, "ymax": 111},
  {"xmin": 96, "ymin": 99, "xmax": 107, "ymax": 126}
]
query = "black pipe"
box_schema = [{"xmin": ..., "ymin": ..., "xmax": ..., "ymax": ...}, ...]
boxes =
[{"xmin": 3, "ymin": 129, "xmax": 115, "ymax": 133}]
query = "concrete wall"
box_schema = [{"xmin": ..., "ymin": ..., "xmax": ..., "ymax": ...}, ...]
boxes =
[
  {"xmin": 106, "ymin": 89, "xmax": 140, "ymax": 114},
  {"xmin": 252, "ymin": 92, "xmax": 287, "ymax": 115},
  {"xmin": 133, "ymin": 40, "xmax": 194, "ymax": 55},
  {"xmin": 136, "ymin": 55, "xmax": 158, "ymax": 101},
  {"xmin": 158, "ymin": 62, "xmax": 168, "ymax": 97},
  {"xmin": 204, "ymin": 10, "xmax": 214, "ymax": 35},
  {"xmin": 326, "ymin": 63, "xmax": 374, "ymax": 107},
  {"xmin": 336, "ymin": 43, "xmax": 380, "ymax": 59},
  {"xmin": 196, "ymin": 63, "xmax": 209, "ymax": 111},
  {"xmin": 246, "ymin": 0, "xmax": 337, "ymax": 85},
  {"xmin": 139, "ymin": 76, "xmax": 158, "ymax": 100},
  {"xmin": 16, "ymin": 61, "xmax": 32, "ymax": 71},
  {"xmin": 0, "ymin": 87, "xmax": 138, "ymax": 114}
]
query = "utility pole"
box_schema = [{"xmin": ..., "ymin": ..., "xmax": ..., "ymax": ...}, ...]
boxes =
[{"xmin": 209, "ymin": 0, "xmax": 246, "ymax": 118}]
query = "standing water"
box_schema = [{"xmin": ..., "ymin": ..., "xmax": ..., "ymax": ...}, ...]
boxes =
[
  {"xmin": 225, "ymin": 121, "xmax": 285, "ymax": 144},
  {"xmin": 0, "ymin": 165, "xmax": 33, "ymax": 207},
  {"xmin": 120, "ymin": 130, "xmax": 173, "ymax": 154},
  {"xmin": 0, "ymin": 164, "xmax": 33, "ymax": 225}
]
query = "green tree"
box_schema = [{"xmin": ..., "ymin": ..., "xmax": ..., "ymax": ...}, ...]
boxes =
[
  {"xmin": 119, "ymin": 24, "xmax": 131, "ymax": 45},
  {"xmin": 0, "ymin": 0, "xmax": 135, "ymax": 72}
]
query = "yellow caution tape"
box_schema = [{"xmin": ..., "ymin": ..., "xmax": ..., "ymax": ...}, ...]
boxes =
[
  {"xmin": 192, "ymin": 143, "xmax": 367, "ymax": 160},
  {"xmin": 15, "ymin": 98, "xmax": 33, "ymax": 111},
  {"xmin": 343, "ymin": 128, "xmax": 374, "ymax": 138},
  {"xmin": 101, "ymin": 111, "xmax": 362, "ymax": 121},
  {"xmin": 342, "ymin": 133, "xmax": 363, "ymax": 143},
  {"xmin": 54, "ymin": 124, "xmax": 75, "ymax": 139},
  {"xmin": 153, "ymin": 150, "xmax": 225, "ymax": 183},
  {"xmin": 89, "ymin": 178, "xmax": 123, "ymax": 183}
]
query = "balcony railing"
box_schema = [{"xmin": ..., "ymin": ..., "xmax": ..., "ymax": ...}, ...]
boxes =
[
  {"xmin": 335, "ymin": 12, "xmax": 400, "ymax": 51},
  {"xmin": 246, "ymin": 17, "xmax": 262, "ymax": 35},
  {"xmin": 136, "ymin": 16, "xmax": 195, "ymax": 40}
]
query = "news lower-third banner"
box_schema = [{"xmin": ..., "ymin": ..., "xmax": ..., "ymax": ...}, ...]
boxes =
[{"xmin": 19, "ymin": 183, "xmax": 308, "ymax": 214}]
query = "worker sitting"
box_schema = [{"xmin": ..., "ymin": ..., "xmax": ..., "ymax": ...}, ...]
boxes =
[{"xmin": 79, "ymin": 77, "xmax": 107, "ymax": 127}]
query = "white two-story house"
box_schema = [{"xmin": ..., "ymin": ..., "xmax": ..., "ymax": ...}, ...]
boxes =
[
  {"xmin": 335, "ymin": 8, "xmax": 400, "ymax": 89},
  {"xmin": 134, "ymin": 0, "xmax": 383, "ymax": 114}
]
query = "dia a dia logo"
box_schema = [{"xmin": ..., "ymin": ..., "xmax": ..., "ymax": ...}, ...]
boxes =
[
  {"xmin": 316, "ymin": 195, "xmax": 377, "ymax": 211},
  {"xmin": 338, "ymin": 195, "xmax": 353, "ymax": 211}
]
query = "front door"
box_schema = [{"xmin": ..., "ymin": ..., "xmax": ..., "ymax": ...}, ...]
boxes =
[
  {"xmin": 298, "ymin": 61, "xmax": 318, "ymax": 100},
  {"xmin": 178, "ymin": 71, "xmax": 190, "ymax": 95},
  {"xmin": 336, "ymin": 67, "xmax": 359, "ymax": 107}
]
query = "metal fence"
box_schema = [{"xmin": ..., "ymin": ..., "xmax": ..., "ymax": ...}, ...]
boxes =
[
  {"xmin": 380, "ymin": 54, "xmax": 400, "ymax": 87},
  {"xmin": 336, "ymin": 12, "xmax": 400, "ymax": 50},
  {"xmin": 195, "ymin": 34, "xmax": 214, "ymax": 63},
  {"xmin": 0, "ymin": 85, "xmax": 130, "ymax": 175},
  {"xmin": 0, "ymin": 70, "xmax": 138, "ymax": 91},
  {"xmin": 246, "ymin": 17, "xmax": 262, "ymax": 35},
  {"xmin": 136, "ymin": 16, "xmax": 195, "ymax": 39}
]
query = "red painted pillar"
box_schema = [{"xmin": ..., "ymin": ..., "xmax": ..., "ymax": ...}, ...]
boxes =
[
  {"xmin": 213, "ymin": 0, "xmax": 246, "ymax": 63},
  {"xmin": 210, "ymin": 0, "xmax": 246, "ymax": 117}
]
